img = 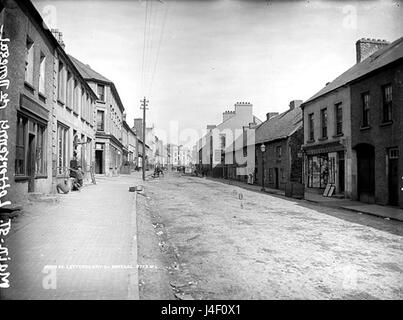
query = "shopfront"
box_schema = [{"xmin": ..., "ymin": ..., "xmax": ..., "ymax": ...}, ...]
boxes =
[{"xmin": 304, "ymin": 142, "xmax": 345, "ymax": 194}]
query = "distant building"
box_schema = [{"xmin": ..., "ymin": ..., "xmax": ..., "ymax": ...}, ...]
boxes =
[{"xmin": 197, "ymin": 102, "xmax": 261, "ymax": 178}]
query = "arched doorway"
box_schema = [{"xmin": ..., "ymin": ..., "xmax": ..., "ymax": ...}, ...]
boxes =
[{"xmin": 354, "ymin": 143, "xmax": 375, "ymax": 203}]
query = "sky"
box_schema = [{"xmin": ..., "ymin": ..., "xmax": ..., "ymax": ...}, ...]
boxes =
[{"xmin": 33, "ymin": 0, "xmax": 403, "ymax": 146}]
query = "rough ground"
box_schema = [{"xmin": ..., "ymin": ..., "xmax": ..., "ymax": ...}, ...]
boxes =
[{"xmin": 140, "ymin": 173, "xmax": 403, "ymax": 300}]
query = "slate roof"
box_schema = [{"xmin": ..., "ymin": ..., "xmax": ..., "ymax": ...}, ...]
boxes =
[
  {"xmin": 303, "ymin": 36, "xmax": 403, "ymax": 106},
  {"xmin": 255, "ymin": 106, "xmax": 302, "ymax": 144},
  {"xmin": 69, "ymin": 55, "xmax": 125, "ymax": 113},
  {"xmin": 68, "ymin": 55, "xmax": 112, "ymax": 83}
]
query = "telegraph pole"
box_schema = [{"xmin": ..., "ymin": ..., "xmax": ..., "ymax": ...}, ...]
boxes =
[{"xmin": 140, "ymin": 97, "xmax": 149, "ymax": 181}]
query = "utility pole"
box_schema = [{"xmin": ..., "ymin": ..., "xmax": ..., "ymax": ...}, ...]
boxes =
[{"xmin": 140, "ymin": 97, "xmax": 149, "ymax": 181}]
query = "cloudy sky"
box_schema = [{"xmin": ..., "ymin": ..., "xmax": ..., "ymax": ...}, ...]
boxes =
[{"xmin": 33, "ymin": 0, "xmax": 403, "ymax": 146}]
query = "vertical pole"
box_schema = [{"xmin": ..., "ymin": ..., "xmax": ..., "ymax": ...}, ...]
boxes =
[
  {"xmin": 140, "ymin": 97, "xmax": 149, "ymax": 181},
  {"xmin": 142, "ymin": 99, "xmax": 146, "ymax": 181},
  {"xmin": 261, "ymin": 149, "xmax": 265, "ymax": 191}
]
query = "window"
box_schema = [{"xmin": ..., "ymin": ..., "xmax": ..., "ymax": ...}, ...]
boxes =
[
  {"xmin": 73, "ymin": 80, "xmax": 79, "ymax": 113},
  {"xmin": 389, "ymin": 148, "xmax": 399, "ymax": 159},
  {"xmin": 335, "ymin": 103, "xmax": 343, "ymax": 135},
  {"xmin": 57, "ymin": 61, "xmax": 65, "ymax": 102},
  {"xmin": 15, "ymin": 116, "xmax": 27, "ymax": 175},
  {"xmin": 321, "ymin": 108, "xmax": 327, "ymax": 138},
  {"xmin": 25, "ymin": 37, "xmax": 34, "ymax": 85},
  {"xmin": 66, "ymin": 71, "xmax": 72, "ymax": 108},
  {"xmin": 97, "ymin": 110, "xmax": 105, "ymax": 131},
  {"xmin": 276, "ymin": 146, "xmax": 282, "ymax": 159},
  {"xmin": 35, "ymin": 125, "xmax": 46, "ymax": 175},
  {"xmin": 97, "ymin": 84, "xmax": 105, "ymax": 101},
  {"xmin": 38, "ymin": 53, "xmax": 46, "ymax": 94},
  {"xmin": 81, "ymin": 88, "xmax": 85, "ymax": 119},
  {"xmin": 57, "ymin": 124, "xmax": 69, "ymax": 175},
  {"xmin": 382, "ymin": 84, "xmax": 392, "ymax": 123},
  {"xmin": 308, "ymin": 113, "xmax": 314, "ymax": 141},
  {"xmin": 362, "ymin": 92, "xmax": 370, "ymax": 127}
]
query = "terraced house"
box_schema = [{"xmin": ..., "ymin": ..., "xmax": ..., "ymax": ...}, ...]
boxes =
[
  {"xmin": 302, "ymin": 37, "xmax": 403, "ymax": 208},
  {"xmin": 70, "ymin": 55, "xmax": 125, "ymax": 176},
  {"xmin": 0, "ymin": 0, "xmax": 96, "ymax": 205}
]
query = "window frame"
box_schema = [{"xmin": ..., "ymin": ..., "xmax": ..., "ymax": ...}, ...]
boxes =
[
  {"xmin": 308, "ymin": 113, "xmax": 314, "ymax": 141},
  {"xmin": 38, "ymin": 52, "xmax": 46, "ymax": 95},
  {"xmin": 25, "ymin": 37, "xmax": 34, "ymax": 85},
  {"xmin": 335, "ymin": 103, "xmax": 343, "ymax": 135},
  {"xmin": 361, "ymin": 92, "xmax": 370, "ymax": 127},
  {"xmin": 15, "ymin": 115, "xmax": 27, "ymax": 176},
  {"xmin": 382, "ymin": 83, "xmax": 392, "ymax": 123},
  {"xmin": 320, "ymin": 108, "xmax": 328, "ymax": 139}
]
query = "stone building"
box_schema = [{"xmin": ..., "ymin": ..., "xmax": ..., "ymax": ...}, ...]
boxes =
[
  {"xmin": 255, "ymin": 101, "xmax": 303, "ymax": 190},
  {"xmin": 0, "ymin": 0, "xmax": 96, "ymax": 205},
  {"xmin": 350, "ymin": 37, "xmax": 403, "ymax": 207},
  {"xmin": 69, "ymin": 55, "xmax": 125, "ymax": 176},
  {"xmin": 302, "ymin": 36, "xmax": 403, "ymax": 208}
]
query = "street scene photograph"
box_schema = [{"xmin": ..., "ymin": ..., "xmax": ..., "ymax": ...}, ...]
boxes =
[{"xmin": 0, "ymin": 0, "xmax": 402, "ymax": 303}]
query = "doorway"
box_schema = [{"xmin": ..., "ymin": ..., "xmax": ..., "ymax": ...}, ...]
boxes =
[
  {"xmin": 95, "ymin": 150, "xmax": 103, "ymax": 174},
  {"xmin": 274, "ymin": 168, "xmax": 279, "ymax": 189},
  {"xmin": 355, "ymin": 144, "xmax": 375, "ymax": 203},
  {"xmin": 27, "ymin": 133, "xmax": 36, "ymax": 192},
  {"xmin": 388, "ymin": 148, "xmax": 399, "ymax": 206},
  {"xmin": 338, "ymin": 151, "xmax": 345, "ymax": 193}
]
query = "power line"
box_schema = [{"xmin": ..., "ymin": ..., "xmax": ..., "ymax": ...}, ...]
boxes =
[
  {"xmin": 148, "ymin": 0, "xmax": 169, "ymax": 98},
  {"xmin": 140, "ymin": 0, "xmax": 149, "ymax": 95}
]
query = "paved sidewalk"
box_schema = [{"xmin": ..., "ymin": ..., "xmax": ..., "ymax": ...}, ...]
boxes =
[
  {"xmin": 206, "ymin": 176, "xmax": 403, "ymax": 222},
  {"xmin": 1, "ymin": 174, "xmax": 141, "ymax": 300}
]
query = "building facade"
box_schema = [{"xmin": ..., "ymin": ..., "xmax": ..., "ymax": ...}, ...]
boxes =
[
  {"xmin": 0, "ymin": 0, "xmax": 97, "ymax": 205},
  {"xmin": 255, "ymin": 101, "xmax": 304, "ymax": 190},
  {"xmin": 198, "ymin": 102, "xmax": 261, "ymax": 178},
  {"xmin": 301, "ymin": 86, "xmax": 351, "ymax": 196},
  {"xmin": 350, "ymin": 38, "xmax": 403, "ymax": 207},
  {"xmin": 70, "ymin": 56, "xmax": 125, "ymax": 176}
]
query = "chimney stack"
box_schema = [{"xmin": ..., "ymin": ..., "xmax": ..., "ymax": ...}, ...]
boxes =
[
  {"xmin": 51, "ymin": 29, "xmax": 66, "ymax": 49},
  {"xmin": 222, "ymin": 110, "xmax": 235, "ymax": 122},
  {"xmin": 355, "ymin": 38, "xmax": 389, "ymax": 63},
  {"xmin": 266, "ymin": 112, "xmax": 279, "ymax": 121},
  {"xmin": 289, "ymin": 100, "xmax": 303, "ymax": 110}
]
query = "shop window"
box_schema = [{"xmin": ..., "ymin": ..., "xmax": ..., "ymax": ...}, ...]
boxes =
[
  {"xmin": 57, "ymin": 124, "xmax": 69, "ymax": 174},
  {"xmin": 25, "ymin": 37, "xmax": 34, "ymax": 85},
  {"xmin": 382, "ymin": 84, "xmax": 392, "ymax": 123},
  {"xmin": 35, "ymin": 125, "xmax": 46, "ymax": 175},
  {"xmin": 15, "ymin": 116, "xmax": 27, "ymax": 175}
]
